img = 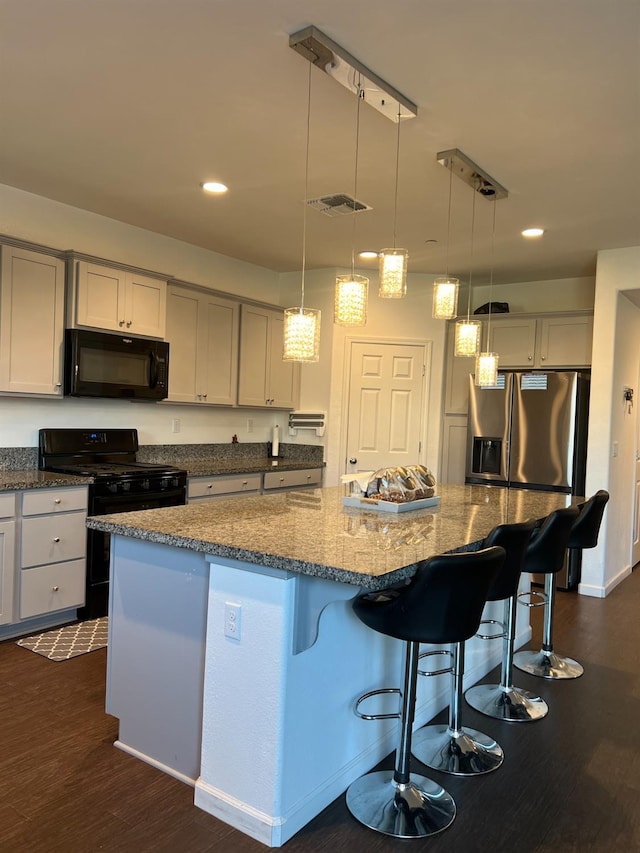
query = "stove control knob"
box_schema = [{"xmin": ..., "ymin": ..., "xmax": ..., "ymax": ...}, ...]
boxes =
[
  {"xmin": 141, "ymin": 479, "xmax": 150, "ymax": 490},
  {"xmin": 108, "ymin": 482, "xmax": 118, "ymax": 493},
  {"xmin": 121, "ymin": 481, "xmax": 131, "ymax": 492}
]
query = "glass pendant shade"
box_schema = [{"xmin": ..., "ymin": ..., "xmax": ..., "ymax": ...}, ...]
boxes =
[
  {"xmin": 334, "ymin": 275, "xmax": 368, "ymax": 326},
  {"xmin": 454, "ymin": 319, "xmax": 481, "ymax": 357},
  {"xmin": 378, "ymin": 249, "xmax": 408, "ymax": 298},
  {"xmin": 475, "ymin": 352, "xmax": 499, "ymax": 387},
  {"xmin": 432, "ymin": 276, "xmax": 459, "ymax": 319},
  {"xmin": 283, "ymin": 307, "xmax": 321, "ymax": 362}
]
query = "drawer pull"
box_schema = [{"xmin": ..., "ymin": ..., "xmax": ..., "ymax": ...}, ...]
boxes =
[
  {"xmin": 54, "ymin": 498, "xmax": 62, "ymax": 504},
  {"xmin": 242, "ymin": 480, "xmax": 248, "ymax": 485},
  {"xmin": 53, "ymin": 537, "xmax": 60, "ymax": 543},
  {"xmin": 207, "ymin": 484, "xmax": 213, "ymax": 489},
  {"xmin": 52, "ymin": 585, "xmax": 59, "ymax": 592}
]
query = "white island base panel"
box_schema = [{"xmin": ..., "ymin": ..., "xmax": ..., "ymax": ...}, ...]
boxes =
[
  {"xmin": 105, "ymin": 536, "xmax": 532, "ymax": 848},
  {"xmin": 193, "ymin": 556, "xmax": 532, "ymax": 847}
]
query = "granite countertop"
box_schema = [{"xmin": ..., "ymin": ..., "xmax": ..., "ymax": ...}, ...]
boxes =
[
  {"xmin": 0, "ymin": 470, "xmax": 93, "ymax": 492},
  {"xmin": 87, "ymin": 483, "xmax": 578, "ymax": 589}
]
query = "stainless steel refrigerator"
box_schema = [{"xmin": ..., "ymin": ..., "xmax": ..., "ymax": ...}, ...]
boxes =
[{"xmin": 465, "ymin": 370, "xmax": 590, "ymax": 588}]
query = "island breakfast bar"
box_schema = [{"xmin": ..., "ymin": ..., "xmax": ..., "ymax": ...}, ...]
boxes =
[{"xmin": 88, "ymin": 484, "xmax": 578, "ymax": 847}]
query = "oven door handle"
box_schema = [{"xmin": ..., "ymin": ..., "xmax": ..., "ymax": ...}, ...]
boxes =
[{"xmin": 149, "ymin": 351, "xmax": 159, "ymax": 389}]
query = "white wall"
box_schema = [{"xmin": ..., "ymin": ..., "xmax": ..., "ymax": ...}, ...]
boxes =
[
  {"xmin": 0, "ymin": 184, "xmax": 292, "ymax": 448},
  {"xmin": 471, "ymin": 276, "xmax": 595, "ymax": 314},
  {"xmin": 581, "ymin": 246, "xmax": 640, "ymax": 597},
  {"xmin": 280, "ymin": 267, "xmax": 447, "ymax": 486}
]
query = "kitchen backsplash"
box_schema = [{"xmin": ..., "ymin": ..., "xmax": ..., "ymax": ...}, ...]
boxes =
[
  {"xmin": 0, "ymin": 442, "xmax": 323, "ymax": 471},
  {"xmin": 137, "ymin": 442, "xmax": 324, "ymax": 465}
]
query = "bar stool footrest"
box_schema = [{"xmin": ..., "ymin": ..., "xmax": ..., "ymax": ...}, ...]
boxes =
[
  {"xmin": 475, "ymin": 618, "xmax": 506, "ymax": 640},
  {"xmin": 517, "ymin": 589, "xmax": 547, "ymax": 608},
  {"xmin": 355, "ymin": 687, "xmax": 402, "ymax": 720},
  {"xmin": 417, "ymin": 648, "xmax": 453, "ymax": 678}
]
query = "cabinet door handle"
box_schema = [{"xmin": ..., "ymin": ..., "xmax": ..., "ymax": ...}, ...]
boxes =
[
  {"xmin": 541, "ymin": 355, "xmax": 546, "ymax": 361},
  {"xmin": 202, "ymin": 393, "xmax": 207, "ymax": 400},
  {"xmin": 52, "ymin": 585, "xmax": 59, "ymax": 592},
  {"xmin": 53, "ymin": 537, "xmax": 60, "ymax": 543},
  {"xmin": 119, "ymin": 320, "xmax": 125, "ymax": 327},
  {"xmin": 126, "ymin": 320, "xmax": 132, "ymax": 328},
  {"xmin": 528, "ymin": 355, "xmax": 533, "ymax": 360},
  {"xmin": 55, "ymin": 383, "xmax": 62, "ymax": 388}
]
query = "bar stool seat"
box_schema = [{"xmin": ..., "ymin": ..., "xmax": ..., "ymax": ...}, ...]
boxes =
[
  {"xmin": 346, "ymin": 546, "xmax": 505, "ymax": 839},
  {"xmin": 464, "ymin": 519, "xmax": 549, "ymax": 722},
  {"xmin": 513, "ymin": 505, "xmax": 581, "ymax": 680}
]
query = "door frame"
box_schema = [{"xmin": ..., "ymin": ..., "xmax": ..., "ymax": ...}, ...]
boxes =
[
  {"xmin": 631, "ymin": 357, "xmax": 640, "ymax": 569},
  {"xmin": 338, "ymin": 335, "xmax": 432, "ymax": 477}
]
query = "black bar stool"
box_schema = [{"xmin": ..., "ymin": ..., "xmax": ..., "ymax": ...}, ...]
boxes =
[
  {"xmin": 568, "ymin": 490, "xmax": 609, "ymax": 552},
  {"xmin": 465, "ymin": 519, "xmax": 549, "ymax": 722},
  {"xmin": 346, "ymin": 546, "xmax": 504, "ymax": 838},
  {"xmin": 513, "ymin": 505, "xmax": 581, "ymax": 680}
]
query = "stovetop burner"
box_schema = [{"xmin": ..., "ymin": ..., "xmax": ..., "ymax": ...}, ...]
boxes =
[{"xmin": 38, "ymin": 428, "xmax": 187, "ymax": 484}]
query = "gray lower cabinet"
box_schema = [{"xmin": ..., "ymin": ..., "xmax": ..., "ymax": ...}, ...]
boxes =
[
  {"xmin": 187, "ymin": 468, "xmax": 323, "ymax": 502},
  {"xmin": 263, "ymin": 468, "xmax": 323, "ymax": 490},
  {"xmin": 188, "ymin": 473, "xmax": 262, "ymax": 502},
  {"xmin": 0, "ymin": 493, "xmax": 16, "ymax": 626},
  {"xmin": 18, "ymin": 487, "xmax": 87, "ymax": 622}
]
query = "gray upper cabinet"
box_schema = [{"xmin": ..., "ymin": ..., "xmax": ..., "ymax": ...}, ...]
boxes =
[
  {"xmin": 166, "ymin": 284, "xmax": 239, "ymax": 406},
  {"xmin": 68, "ymin": 260, "xmax": 167, "ymax": 339},
  {"xmin": 0, "ymin": 245, "xmax": 65, "ymax": 397},
  {"xmin": 237, "ymin": 304, "xmax": 300, "ymax": 409},
  {"xmin": 485, "ymin": 313, "xmax": 593, "ymax": 369}
]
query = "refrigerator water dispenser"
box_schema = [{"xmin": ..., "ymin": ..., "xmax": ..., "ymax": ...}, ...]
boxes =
[{"xmin": 472, "ymin": 437, "xmax": 503, "ymax": 475}]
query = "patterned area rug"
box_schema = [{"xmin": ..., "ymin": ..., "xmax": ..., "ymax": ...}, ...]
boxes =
[{"xmin": 17, "ymin": 617, "xmax": 108, "ymax": 661}]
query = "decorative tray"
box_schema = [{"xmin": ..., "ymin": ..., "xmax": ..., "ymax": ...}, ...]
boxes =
[{"xmin": 342, "ymin": 495, "xmax": 441, "ymax": 513}]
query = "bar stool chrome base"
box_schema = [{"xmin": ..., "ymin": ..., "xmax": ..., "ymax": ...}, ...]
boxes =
[
  {"xmin": 513, "ymin": 648, "xmax": 583, "ymax": 679},
  {"xmin": 346, "ymin": 770, "xmax": 456, "ymax": 839},
  {"xmin": 465, "ymin": 683, "xmax": 549, "ymax": 722},
  {"xmin": 411, "ymin": 724, "xmax": 503, "ymax": 775}
]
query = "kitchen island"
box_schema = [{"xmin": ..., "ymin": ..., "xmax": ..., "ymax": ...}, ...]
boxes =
[{"xmin": 89, "ymin": 484, "xmax": 577, "ymax": 847}]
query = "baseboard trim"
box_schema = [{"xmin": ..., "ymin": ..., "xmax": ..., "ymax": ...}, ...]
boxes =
[
  {"xmin": 114, "ymin": 740, "xmax": 195, "ymax": 788},
  {"xmin": 578, "ymin": 564, "xmax": 631, "ymax": 598}
]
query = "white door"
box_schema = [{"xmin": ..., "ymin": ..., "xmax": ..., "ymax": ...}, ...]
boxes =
[
  {"xmin": 345, "ymin": 341, "xmax": 427, "ymax": 474},
  {"xmin": 632, "ymin": 360, "xmax": 640, "ymax": 568}
]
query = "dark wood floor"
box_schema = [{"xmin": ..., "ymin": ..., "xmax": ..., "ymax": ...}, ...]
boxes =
[{"xmin": 1, "ymin": 568, "xmax": 639, "ymax": 853}]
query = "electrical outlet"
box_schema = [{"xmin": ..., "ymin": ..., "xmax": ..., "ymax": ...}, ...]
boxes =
[
  {"xmin": 224, "ymin": 602, "xmax": 242, "ymax": 640},
  {"xmin": 171, "ymin": 418, "xmax": 181, "ymax": 434},
  {"xmin": 246, "ymin": 418, "xmax": 254, "ymax": 433}
]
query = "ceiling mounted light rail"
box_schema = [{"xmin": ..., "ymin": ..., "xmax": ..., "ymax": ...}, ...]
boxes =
[
  {"xmin": 437, "ymin": 149, "xmax": 509, "ymax": 201},
  {"xmin": 289, "ymin": 26, "xmax": 417, "ymax": 122}
]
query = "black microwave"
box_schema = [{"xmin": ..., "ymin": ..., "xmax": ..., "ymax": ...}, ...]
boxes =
[{"xmin": 64, "ymin": 329, "xmax": 170, "ymax": 400}]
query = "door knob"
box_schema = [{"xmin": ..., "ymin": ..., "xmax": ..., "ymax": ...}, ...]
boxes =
[{"xmin": 349, "ymin": 457, "xmax": 357, "ymax": 464}]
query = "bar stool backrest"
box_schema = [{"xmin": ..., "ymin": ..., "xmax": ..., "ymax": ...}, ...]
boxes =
[
  {"xmin": 524, "ymin": 505, "xmax": 580, "ymax": 576},
  {"xmin": 482, "ymin": 520, "xmax": 537, "ymax": 602},
  {"xmin": 352, "ymin": 546, "xmax": 505, "ymax": 645},
  {"xmin": 567, "ymin": 490, "xmax": 610, "ymax": 550}
]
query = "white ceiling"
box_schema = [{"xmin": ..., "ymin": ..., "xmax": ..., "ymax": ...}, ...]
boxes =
[{"xmin": 1, "ymin": 0, "xmax": 639, "ymax": 286}]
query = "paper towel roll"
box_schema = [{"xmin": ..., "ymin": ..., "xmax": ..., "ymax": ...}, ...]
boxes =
[{"xmin": 272, "ymin": 424, "xmax": 279, "ymax": 457}]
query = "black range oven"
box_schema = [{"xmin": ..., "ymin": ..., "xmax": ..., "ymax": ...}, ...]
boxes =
[{"xmin": 39, "ymin": 428, "xmax": 187, "ymax": 619}]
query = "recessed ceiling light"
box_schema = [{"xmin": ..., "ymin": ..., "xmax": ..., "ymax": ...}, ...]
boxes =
[
  {"xmin": 201, "ymin": 181, "xmax": 228, "ymax": 194},
  {"xmin": 521, "ymin": 227, "xmax": 545, "ymax": 238},
  {"xmin": 358, "ymin": 251, "xmax": 378, "ymax": 259}
]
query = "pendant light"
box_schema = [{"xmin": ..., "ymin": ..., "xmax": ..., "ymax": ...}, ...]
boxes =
[
  {"xmin": 379, "ymin": 107, "xmax": 408, "ymax": 298},
  {"xmin": 283, "ymin": 63, "xmax": 321, "ymax": 362},
  {"xmin": 432, "ymin": 158, "xmax": 459, "ymax": 319},
  {"xmin": 475, "ymin": 196, "xmax": 499, "ymax": 386},
  {"xmin": 454, "ymin": 180, "xmax": 481, "ymax": 357},
  {"xmin": 334, "ymin": 79, "xmax": 368, "ymax": 326}
]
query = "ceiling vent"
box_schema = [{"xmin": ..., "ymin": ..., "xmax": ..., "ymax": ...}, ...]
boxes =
[{"xmin": 307, "ymin": 193, "xmax": 373, "ymax": 217}]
